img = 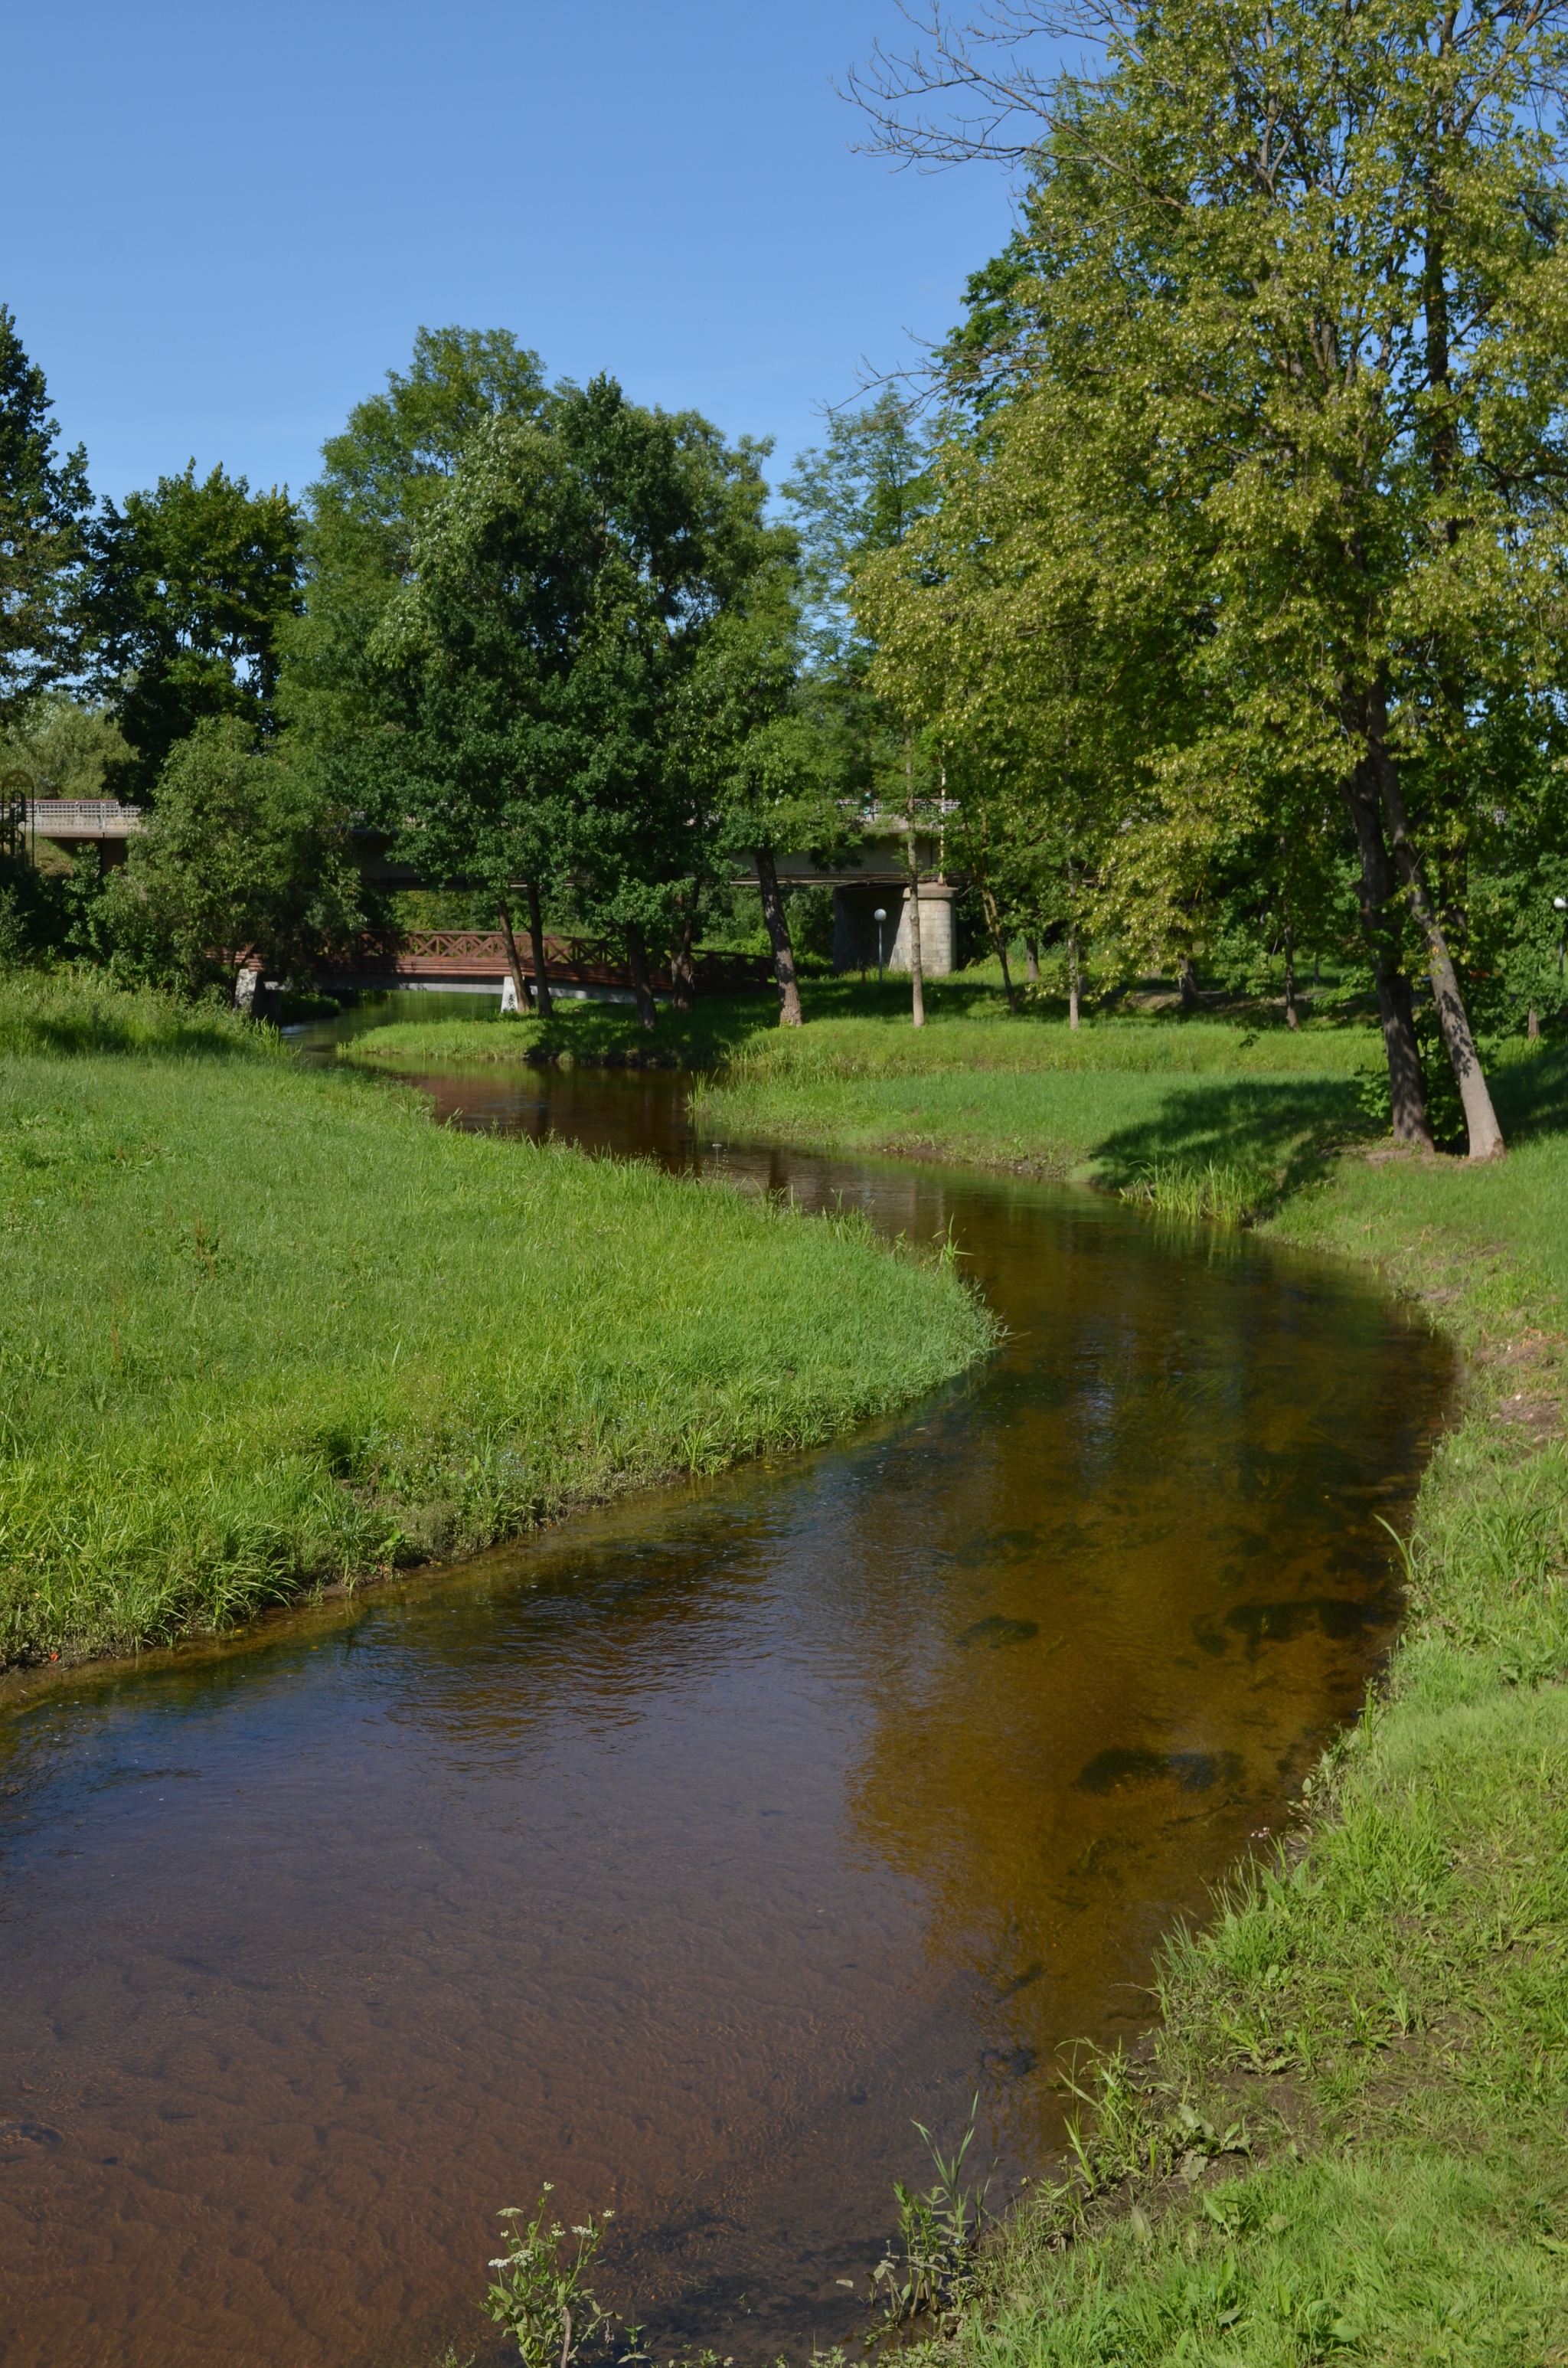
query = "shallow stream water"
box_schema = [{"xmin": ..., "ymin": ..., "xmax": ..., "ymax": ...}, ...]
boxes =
[{"xmin": 0, "ymin": 1023, "xmax": 1452, "ymax": 2366}]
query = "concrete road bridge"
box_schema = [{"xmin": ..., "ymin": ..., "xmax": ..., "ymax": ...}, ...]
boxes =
[
  {"xmin": 354, "ymin": 806, "xmax": 966, "ymax": 981},
  {"xmin": 13, "ymin": 799, "xmax": 142, "ymax": 869},
  {"xmin": 11, "ymin": 796, "xmax": 965, "ymax": 986}
]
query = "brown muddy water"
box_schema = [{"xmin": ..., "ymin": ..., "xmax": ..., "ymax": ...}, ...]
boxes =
[{"xmin": 0, "ymin": 1029, "xmax": 1452, "ymax": 2368}]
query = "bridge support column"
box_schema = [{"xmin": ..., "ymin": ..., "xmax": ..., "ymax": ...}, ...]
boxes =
[
  {"xmin": 834, "ymin": 882, "xmax": 958, "ymax": 976},
  {"xmin": 892, "ymin": 881, "xmax": 956, "ymax": 977}
]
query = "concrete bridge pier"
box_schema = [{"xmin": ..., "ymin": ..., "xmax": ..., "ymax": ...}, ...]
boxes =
[{"xmin": 834, "ymin": 880, "xmax": 958, "ymax": 976}]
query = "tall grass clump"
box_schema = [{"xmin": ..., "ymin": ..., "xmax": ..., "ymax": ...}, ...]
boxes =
[
  {"xmin": 0, "ymin": 965, "xmax": 270, "ymax": 1063},
  {"xmin": 1119, "ymin": 1159, "xmax": 1276, "ymax": 1225},
  {"xmin": 0, "ymin": 973, "xmax": 993, "ymax": 1665}
]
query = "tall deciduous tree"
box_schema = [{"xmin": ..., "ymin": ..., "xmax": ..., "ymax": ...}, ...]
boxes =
[
  {"xmin": 284, "ymin": 326, "xmax": 550, "ymax": 770},
  {"xmin": 90, "ymin": 463, "xmax": 304, "ymax": 800},
  {"xmin": 91, "ymin": 716, "xmax": 361, "ymax": 995},
  {"xmin": 785, "ymin": 396, "xmax": 945, "ymax": 1025},
  {"xmin": 0, "ymin": 307, "xmax": 92, "ymax": 726},
  {"xmin": 676, "ymin": 582, "xmax": 854, "ymax": 1026},
  {"xmin": 852, "ymin": 0, "xmax": 1568, "ymax": 1154},
  {"xmin": 368, "ymin": 378, "xmax": 776, "ymax": 1026}
]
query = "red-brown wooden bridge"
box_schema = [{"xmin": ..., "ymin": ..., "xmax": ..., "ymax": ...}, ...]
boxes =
[{"xmin": 314, "ymin": 930, "xmax": 773, "ymax": 999}]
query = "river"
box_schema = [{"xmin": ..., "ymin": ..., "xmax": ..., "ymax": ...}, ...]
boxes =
[{"xmin": 0, "ymin": 1022, "xmax": 1452, "ymax": 2367}]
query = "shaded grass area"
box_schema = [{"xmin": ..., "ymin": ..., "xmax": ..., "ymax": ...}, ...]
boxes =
[
  {"xmin": 906, "ymin": 1066, "xmax": 1568, "ymax": 2365},
  {"xmin": 338, "ymin": 977, "xmax": 1387, "ymax": 1084},
  {"xmin": 0, "ymin": 973, "xmax": 993, "ymax": 1666}
]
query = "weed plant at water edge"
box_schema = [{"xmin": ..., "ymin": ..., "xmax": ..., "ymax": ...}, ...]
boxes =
[{"xmin": 1119, "ymin": 1159, "xmax": 1275, "ymax": 1225}]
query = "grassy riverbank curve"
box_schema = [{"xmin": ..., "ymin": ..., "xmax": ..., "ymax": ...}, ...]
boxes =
[
  {"xmin": 670, "ymin": 1009, "xmax": 1565, "ymax": 2364},
  {"xmin": 0, "ymin": 973, "xmax": 994, "ymax": 1667}
]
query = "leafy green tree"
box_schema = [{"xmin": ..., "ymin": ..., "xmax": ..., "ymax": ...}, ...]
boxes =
[
  {"xmin": 368, "ymin": 378, "xmax": 776, "ymax": 1026},
  {"xmin": 0, "ymin": 306, "xmax": 92, "ymax": 725},
  {"xmin": 0, "ymin": 689, "xmax": 129, "ymax": 798},
  {"xmin": 675, "ymin": 584, "xmax": 854, "ymax": 1025},
  {"xmin": 785, "ymin": 396, "xmax": 947, "ymax": 1023},
  {"xmin": 851, "ymin": 0, "xmax": 1568, "ymax": 1153},
  {"xmin": 90, "ymin": 464, "xmax": 304, "ymax": 801},
  {"xmin": 283, "ymin": 327, "xmax": 550, "ymax": 768},
  {"xmin": 92, "ymin": 717, "xmax": 360, "ymax": 994}
]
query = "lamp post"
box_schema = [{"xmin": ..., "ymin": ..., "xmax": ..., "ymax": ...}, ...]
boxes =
[
  {"xmin": 873, "ymin": 908, "xmax": 887, "ymax": 984},
  {"xmin": 1556, "ymin": 896, "xmax": 1566, "ymax": 980}
]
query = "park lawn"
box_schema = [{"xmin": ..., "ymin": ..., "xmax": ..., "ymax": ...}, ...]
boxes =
[
  {"xmin": 336, "ymin": 973, "xmax": 1383, "ymax": 1086},
  {"xmin": 697, "ymin": 1004, "xmax": 1566, "ymax": 1220},
  {"xmin": 0, "ymin": 970, "xmax": 993, "ymax": 1666}
]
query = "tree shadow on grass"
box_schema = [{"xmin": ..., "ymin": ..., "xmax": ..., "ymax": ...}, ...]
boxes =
[
  {"xmin": 1493, "ymin": 1041, "xmax": 1568, "ymax": 1145},
  {"xmin": 1089, "ymin": 1074, "xmax": 1371, "ymax": 1212}
]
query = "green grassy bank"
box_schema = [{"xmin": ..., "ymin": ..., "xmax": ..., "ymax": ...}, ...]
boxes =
[
  {"xmin": 334, "ymin": 990, "xmax": 782, "ymax": 1073},
  {"xmin": 745, "ymin": 1031, "xmax": 1564, "ymax": 2363},
  {"xmin": 697, "ymin": 1006, "xmax": 1561, "ymax": 1223},
  {"xmin": 0, "ymin": 972, "xmax": 993, "ymax": 1667}
]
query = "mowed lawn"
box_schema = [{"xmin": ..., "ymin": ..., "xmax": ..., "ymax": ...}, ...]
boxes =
[{"xmin": 0, "ymin": 973, "xmax": 992, "ymax": 1664}]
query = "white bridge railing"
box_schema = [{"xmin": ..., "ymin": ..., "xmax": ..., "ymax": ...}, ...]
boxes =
[{"xmin": 25, "ymin": 800, "xmax": 143, "ymax": 835}]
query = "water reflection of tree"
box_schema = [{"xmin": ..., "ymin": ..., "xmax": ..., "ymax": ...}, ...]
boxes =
[{"xmin": 836, "ymin": 1235, "xmax": 1450, "ymax": 2103}]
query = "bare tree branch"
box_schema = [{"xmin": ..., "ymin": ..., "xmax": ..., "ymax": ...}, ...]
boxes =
[{"xmin": 838, "ymin": 0, "xmax": 1124, "ymax": 169}]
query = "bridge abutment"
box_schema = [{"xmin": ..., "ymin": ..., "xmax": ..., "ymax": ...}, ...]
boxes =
[{"xmin": 833, "ymin": 881, "xmax": 958, "ymax": 977}]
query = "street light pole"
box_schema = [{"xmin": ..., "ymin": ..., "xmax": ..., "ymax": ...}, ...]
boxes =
[
  {"xmin": 1556, "ymin": 896, "xmax": 1566, "ymax": 979},
  {"xmin": 873, "ymin": 907, "xmax": 887, "ymax": 984}
]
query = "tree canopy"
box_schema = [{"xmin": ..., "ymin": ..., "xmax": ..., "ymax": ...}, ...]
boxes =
[
  {"xmin": 847, "ymin": 0, "xmax": 1568, "ymax": 1146},
  {"xmin": 0, "ymin": 306, "xmax": 92, "ymax": 726},
  {"xmin": 90, "ymin": 462, "xmax": 304, "ymax": 802}
]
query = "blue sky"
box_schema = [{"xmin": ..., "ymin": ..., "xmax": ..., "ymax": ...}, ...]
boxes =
[{"xmin": 2, "ymin": 2, "xmax": 1021, "ymax": 509}]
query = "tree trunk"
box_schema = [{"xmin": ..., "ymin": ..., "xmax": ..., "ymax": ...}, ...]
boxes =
[
  {"xmin": 753, "ymin": 846, "xmax": 803, "ymax": 1027},
  {"xmin": 1178, "ymin": 955, "xmax": 1200, "ymax": 1008},
  {"xmin": 671, "ymin": 894, "xmax": 696, "ymax": 1014},
  {"xmin": 979, "ymin": 881, "xmax": 1016, "ymax": 1014},
  {"xmin": 1528, "ymin": 1005, "xmax": 1540, "ymax": 1041},
  {"xmin": 1024, "ymin": 936, "xmax": 1040, "ymax": 986},
  {"xmin": 1284, "ymin": 917, "xmax": 1298, "ymax": 1032},
  {"xmin": 906, "ymin": 835, "xmax": 926, "ymax": 1031},
  {"xmin": 1367, "ymin": 691, "xmax": 1504, "ymax": 1159},
  {"xmin": 1068, "ymin": 921, "xmax": 1081, "ymax": 1029},
  {"xmin": 495, "ymin": 897, "xmax": 531, "ymax": 1014},
  {"xmin": 1341, "ymin": 738, "xmax": 1433, "ymax": 1149},
  {"xmin": 623, "ymin": 921, "xmax": 658, "ymax": 1031},
  {"xmin": 523, "ymin": 878, "xmax": 552, "ymax": 1018}
]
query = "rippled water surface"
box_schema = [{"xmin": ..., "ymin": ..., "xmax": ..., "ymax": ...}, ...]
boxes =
[{"xmin": 0, "ymin": 1037, "xmax": 1452, "ymax": 2366}]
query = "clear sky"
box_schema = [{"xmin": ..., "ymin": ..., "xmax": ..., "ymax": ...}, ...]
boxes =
[{"xmin": 2, "ymin": 2, "xmax": 1021, "ymax": 510}]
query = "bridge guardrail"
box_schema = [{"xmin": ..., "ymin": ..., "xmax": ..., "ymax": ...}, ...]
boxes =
[{"xmin": 316, "ymin": 931, "xmax": 773, "ymax": 995}]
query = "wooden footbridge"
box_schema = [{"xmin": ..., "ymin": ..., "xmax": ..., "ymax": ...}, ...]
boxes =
[{"xmin": 315, "ymin": 930, "xmax": 772, "ymax": 999}]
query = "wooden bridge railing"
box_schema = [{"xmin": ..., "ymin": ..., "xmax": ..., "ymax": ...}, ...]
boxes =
[{"xmin": 317, "ymin": 931, "xmax": 773, "ymax": 996}]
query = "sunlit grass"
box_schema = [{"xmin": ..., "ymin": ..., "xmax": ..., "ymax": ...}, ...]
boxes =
[{"xmin": 0, "ymin": 973, "xmax": 993, "ymax": 1664}]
